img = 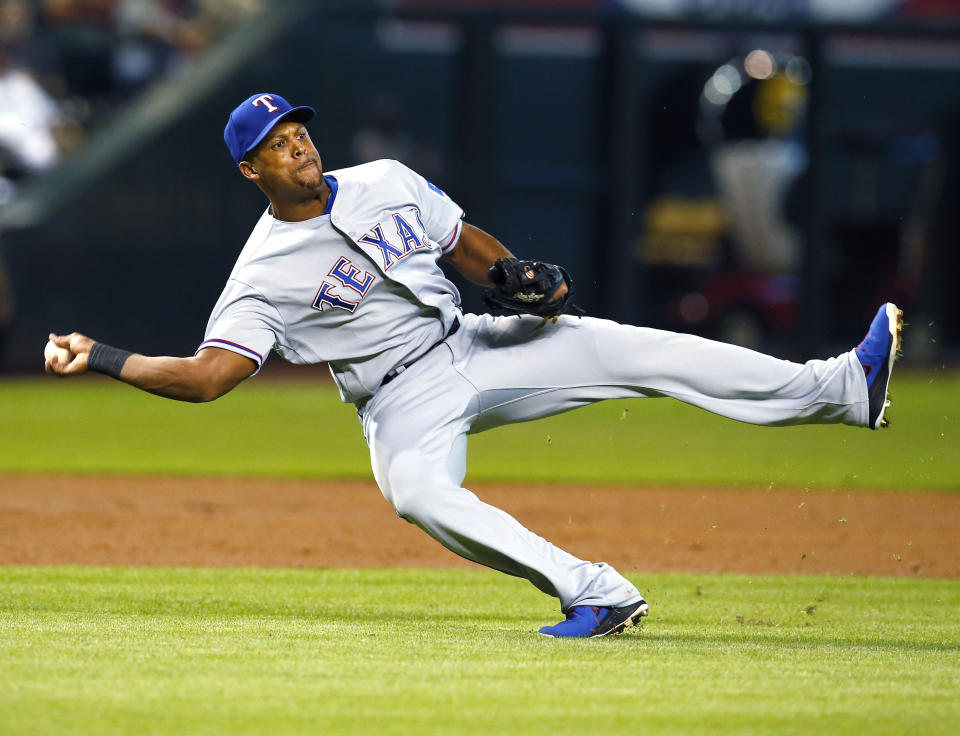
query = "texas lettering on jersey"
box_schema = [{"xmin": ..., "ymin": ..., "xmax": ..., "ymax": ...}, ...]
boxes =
[
  {"xmin": 312, "ymin": 209, "xmax": 433, "ymax": 312},
  {"xmin": 359, "ymin": 210, "xmax": 432, "ymax": 270},
  {"xmin": 312, "ymin": 256, "xmax": 376, "ymax": 313}
]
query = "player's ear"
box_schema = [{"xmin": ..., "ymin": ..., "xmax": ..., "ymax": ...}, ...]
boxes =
[{"xmin": 238, "ymin": 160, "xmax": 259, "ymax": 181}]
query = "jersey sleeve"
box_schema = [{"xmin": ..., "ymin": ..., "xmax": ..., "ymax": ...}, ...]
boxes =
[
  {"xmin": 197, "ymin": 282, "xmax": 282, "ymax": 376},
  {"xmin": 400, "ymin": 162, "xmax": 464, "ymax": 254}
]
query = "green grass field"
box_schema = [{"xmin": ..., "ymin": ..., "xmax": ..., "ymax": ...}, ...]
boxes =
[
  {"xmin": 2, "ymin": 567, "xmax": 958, "ymax": 736},
  {"xmin": 2, "ymin": 371, "xmax": 959, "ymax": 734},
  {"xmin": 1, "ymin": 370, "xmax": 958, "ymax": 488}
]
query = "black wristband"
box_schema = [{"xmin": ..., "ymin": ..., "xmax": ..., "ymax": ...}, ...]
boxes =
[{"xmin": 87, "ymin": 342, "xmax": 133, "ymax": 379}]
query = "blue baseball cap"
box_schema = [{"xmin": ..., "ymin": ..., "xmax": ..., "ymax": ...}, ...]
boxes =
[{"xmin": 224, "ymin": 93, "xmax": 316, "ymax": 164}]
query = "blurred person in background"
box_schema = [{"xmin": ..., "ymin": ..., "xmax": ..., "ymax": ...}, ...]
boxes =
[
  {"xmin": 0, "ymin": 25, "xmax": 53, "ymax": 366},
  {"xmin": 0, "ymin": 0, "xmax": 87, "ymax": 194},
  {"xmin": 700, "ymin": 51, "xmax": 810, "ymax": 276},
  {"xmin": 0, "ymin": 42, "xmax": 65, "ymax": 193}
]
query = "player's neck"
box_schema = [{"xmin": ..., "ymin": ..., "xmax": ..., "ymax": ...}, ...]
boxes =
[{"xmin": 267, "ymin": 180, "xmax": 331, "ymax": 222}]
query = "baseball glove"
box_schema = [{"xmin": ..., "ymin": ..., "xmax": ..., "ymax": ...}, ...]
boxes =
[{"xmin": 483, "ymin": 258, "xmax": 578, "ymax": 319}]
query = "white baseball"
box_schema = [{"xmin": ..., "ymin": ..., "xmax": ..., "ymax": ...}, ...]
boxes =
[{"xmin": 44, "ymin": 339, "xmax": 72, "ymax": 367}]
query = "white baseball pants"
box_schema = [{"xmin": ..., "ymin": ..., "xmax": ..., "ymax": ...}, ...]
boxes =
[{"xmin": 361, "ymin": 313, "xmax": 869, "ymax": 611}]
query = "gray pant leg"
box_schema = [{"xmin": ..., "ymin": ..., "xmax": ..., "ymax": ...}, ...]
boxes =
[
  {"xmin": 451, "ymin": 314, "xmax": 869, "ymax": 429},
  {"xmin": 361, "ymin": 346, "xmax": 644, "ymax": 611},
  {"xmin": 361, "ymin": 312, "xmax": 866, "ymax": 613}
]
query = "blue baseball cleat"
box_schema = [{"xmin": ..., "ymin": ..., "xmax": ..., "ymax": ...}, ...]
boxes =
[
  {"xmin": 854, "ymin": 303, "xmax": 903, "ymax": 430},
  {"xmin": 539, "ymin": 600, "xmax": 648, "ymax": 638}
]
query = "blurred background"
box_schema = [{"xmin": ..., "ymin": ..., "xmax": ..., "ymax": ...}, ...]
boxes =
[{"xmin": 0, "ymin": 0, "xmax": 958, "ymax": 371}]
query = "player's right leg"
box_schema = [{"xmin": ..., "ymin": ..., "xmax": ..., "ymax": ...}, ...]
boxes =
[{"xmin": 359, "ymin": 342, "xmax": 646, "ymax": 619}]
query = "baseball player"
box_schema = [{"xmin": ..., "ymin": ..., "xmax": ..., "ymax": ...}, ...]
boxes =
[{"xmin": 46, "ymin": 93, "xmax": 903, "ymax": 638}]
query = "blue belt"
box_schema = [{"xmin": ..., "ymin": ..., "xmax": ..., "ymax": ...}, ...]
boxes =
[{"xmin": 381, "ymin": 316, "xmax": 461, "ymax": 387}]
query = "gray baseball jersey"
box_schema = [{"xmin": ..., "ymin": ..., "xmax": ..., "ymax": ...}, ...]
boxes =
[
  {"xmin": 197, "ymin": 158, "xmax": 872, "ymax": 615},
  {"xmin": 199, "ymin": 159, "xmax": 463, "ymax": 403}
]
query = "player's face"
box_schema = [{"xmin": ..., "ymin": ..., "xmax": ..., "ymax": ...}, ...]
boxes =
[{"xmin": 243, "ymin": 121, "xmax": 324, "ymax": 194}]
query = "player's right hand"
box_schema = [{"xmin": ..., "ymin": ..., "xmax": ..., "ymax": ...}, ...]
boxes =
[{"xmin": 45, "ymin": 332, "xmax": 93, "ymax": 376}]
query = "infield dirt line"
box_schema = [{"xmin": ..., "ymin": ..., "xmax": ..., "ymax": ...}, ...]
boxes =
[{"xmin": 1, "ymin": 474, "xmax": 957, "ymax": 578}]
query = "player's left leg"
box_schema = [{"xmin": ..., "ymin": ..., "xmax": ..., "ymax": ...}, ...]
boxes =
[{"xmin": 448, "ymin": 306, "xmax": 900, "ymax": 430}]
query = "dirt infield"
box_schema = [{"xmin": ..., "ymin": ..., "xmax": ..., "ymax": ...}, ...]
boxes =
[{"xmin": 1, "ymin": 475, "xmax": 957, "ymax": 578}]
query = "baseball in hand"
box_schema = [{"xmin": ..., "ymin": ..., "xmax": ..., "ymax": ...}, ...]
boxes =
[{"xmin": 44, "ymin": 339, "xmax": 72, "ymax": 367}]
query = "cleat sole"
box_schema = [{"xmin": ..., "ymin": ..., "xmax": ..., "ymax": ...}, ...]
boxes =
[{"xmin": 591, "ymin": 602, "xmax": 648, "ymax": 639}]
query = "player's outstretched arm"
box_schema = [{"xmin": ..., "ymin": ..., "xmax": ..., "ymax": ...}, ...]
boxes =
[{"xmin": 44, "ymin": 332, "xmax": 255, "ymax": 403}]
